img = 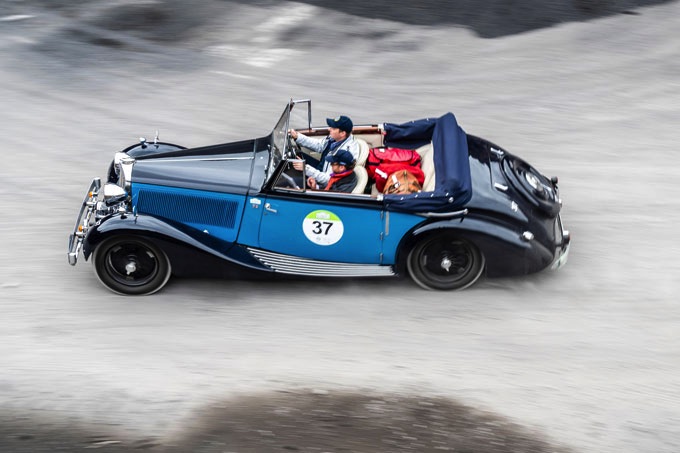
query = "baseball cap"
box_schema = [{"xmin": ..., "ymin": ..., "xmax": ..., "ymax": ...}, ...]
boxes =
[
  {"xmin": 326, "ymin": 115, "xmax": 353, "ymax": 133},
  {"xmin": 325, "ymin": 149, "xmax": 355, "ymax": 167}
]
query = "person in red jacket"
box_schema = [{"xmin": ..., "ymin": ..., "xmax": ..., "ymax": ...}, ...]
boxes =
[{"xmin": 307, "ymin": 149, "xmax": 357, "ymax": 193}]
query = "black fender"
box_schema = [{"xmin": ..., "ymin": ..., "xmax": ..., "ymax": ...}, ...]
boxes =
[
  {"xmin": 82, "ymin": 213, "xmax": 270, "ymax": 274},
  {"xmin": 395, "ymin": 214, "xmax": 554, "ymax": 278}
]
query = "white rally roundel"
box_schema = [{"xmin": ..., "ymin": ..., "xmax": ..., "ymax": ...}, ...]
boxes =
[{"xmin": 302, "ymin": 210, "xmax": 344, "ymax": 246}]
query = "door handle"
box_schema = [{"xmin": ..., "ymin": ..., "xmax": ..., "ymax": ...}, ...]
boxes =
[{"xmin": 264, "ymin": 203, "xmax": 277, "ymax": 213}]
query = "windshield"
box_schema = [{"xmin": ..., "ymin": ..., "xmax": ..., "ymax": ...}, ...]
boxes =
[{"xmin": 268, "ymin": 99, "xmax": 311, "ymax": 178}]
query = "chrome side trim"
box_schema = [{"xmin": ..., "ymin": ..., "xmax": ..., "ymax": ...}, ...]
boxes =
[
  {"xmin": 150, "ymin": 156, "xmax": 255, "ymax": 163},
  {"xmin": 247, "ymin": 248, "xmax": 395, "ymax": 277},
  {"xmin": 415, "ymin": 209, "xmax": 468, "ymax": 218}
]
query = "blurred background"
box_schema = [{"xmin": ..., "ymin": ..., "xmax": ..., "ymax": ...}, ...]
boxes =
[{"xmin": 1, "ymin": 0, "xmax": 680, "ymax": 451}]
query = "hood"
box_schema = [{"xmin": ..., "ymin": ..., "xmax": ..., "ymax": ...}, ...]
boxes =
[{"xmin": 131, "ymin": 139, "xmax": 261, "ymax": 195}]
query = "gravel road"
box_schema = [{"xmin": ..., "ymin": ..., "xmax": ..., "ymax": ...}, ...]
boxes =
[{"xmin": 1, "ymin": 1, "xmax": 679, "ymax": 452}]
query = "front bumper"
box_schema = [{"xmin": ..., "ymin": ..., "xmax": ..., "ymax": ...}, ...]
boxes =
[{"xmin": 67, "ymin": 178, "xmax": 101, "ymax": 265}]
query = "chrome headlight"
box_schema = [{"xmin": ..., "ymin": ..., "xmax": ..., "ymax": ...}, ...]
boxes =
[{"xmin": 103, "ymin": 182, "xmax": 126, "ymax": 202}]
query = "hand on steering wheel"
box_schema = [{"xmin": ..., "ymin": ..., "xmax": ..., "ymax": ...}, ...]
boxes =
[{"xmin": 287, "ymin": 130, "xmax": 302, "ymax": 158}]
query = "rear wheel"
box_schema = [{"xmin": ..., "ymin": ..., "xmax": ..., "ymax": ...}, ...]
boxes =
[
  {"xmin": 407, "ymin": 235, "xmax": 484, "ymax": 290},
  {"xmin": 93, "ymin": 235, "xmax": 171, "ymax": 295}
]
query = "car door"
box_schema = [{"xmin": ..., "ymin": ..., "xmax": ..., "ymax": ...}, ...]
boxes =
[
  {"xmin": 257, "ymin": 162, "xmax": 384, "ymax": 264},
  {"xmin": 259, "ymin": 193, "xmax": 384, "ymax": 263}
]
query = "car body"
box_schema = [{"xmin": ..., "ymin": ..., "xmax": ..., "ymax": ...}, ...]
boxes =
[{"xmin": 68, "ymin": 99, "xmax": 570, "ymax": 295}]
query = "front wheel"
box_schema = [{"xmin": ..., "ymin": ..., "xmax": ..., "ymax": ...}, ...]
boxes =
[
  {"xmin": 407, "ymin": 235, "xmax": 485, "ymax": 290},
  {"xmin": 93, "ymin": 235, "xmax": 171, "ymax": 295}
]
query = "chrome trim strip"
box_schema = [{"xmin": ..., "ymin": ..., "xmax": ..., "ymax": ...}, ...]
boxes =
[
  {"xmin": 151, "ymin": 156, "xmax": 255, "ymax": 163},
  {"xmin": 415, "ymin": 209, "xmax": 468, "ymax": 218},
  {"xmin": 294, "ymin": 191, "xmax": 376, "ymax": 200},
  {"xmin": 247, "ymin": 248, "xmax": 395, "ymax": 277}
]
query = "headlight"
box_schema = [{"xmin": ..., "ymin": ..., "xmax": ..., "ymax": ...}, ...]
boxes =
[{"xmin": 103, "ymin": 183, "xmax": 126, "ymax": 204}]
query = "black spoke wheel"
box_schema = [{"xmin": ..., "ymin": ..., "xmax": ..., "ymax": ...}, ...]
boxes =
[
  {"xmin": 93, "ymin": 235, "xmax": 171, "ymax": 295},
  {"xmin": 407, "ymin": 235, "xmax": 484, "ymax": 290}
]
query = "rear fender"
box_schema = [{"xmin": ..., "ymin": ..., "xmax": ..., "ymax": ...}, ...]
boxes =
[{"xmin": 395, "ymin": 216, "xmax": 550, "ymax": 277}]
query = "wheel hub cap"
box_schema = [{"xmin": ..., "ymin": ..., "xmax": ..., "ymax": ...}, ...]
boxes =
[
  {"xmin": 125, "ymin": 260, "xmax": 137, "ymax": 275},
  {"xmin": 440, "ymin": 256, "xmax": 452, "ymax": 272}
]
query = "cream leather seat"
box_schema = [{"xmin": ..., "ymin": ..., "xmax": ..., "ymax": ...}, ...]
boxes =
[
  {"xmin": 352, "ymin": 165, "xmax": 368, "ymax": 194},
  {"xmin": 354, "ymin": 137, "xmax": 370, "ymax": 167},
  {"xmin": 416, "ymin": 142, "xmax": 435, "ymax": 192}
]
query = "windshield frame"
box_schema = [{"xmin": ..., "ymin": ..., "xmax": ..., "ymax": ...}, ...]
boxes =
[{"xmin": 268, "ymin": 99, "xmax": 312, "ymax": 179}]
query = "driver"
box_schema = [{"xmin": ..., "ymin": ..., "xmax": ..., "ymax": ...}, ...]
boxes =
[{"xmin": 290, "ymin": 115, "xmax": 360, "ymax": 189}]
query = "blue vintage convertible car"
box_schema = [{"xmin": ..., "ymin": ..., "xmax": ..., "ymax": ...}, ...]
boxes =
[{"xmin": 68, "ymin": 100, "xmax": 570, "ymax": 295}]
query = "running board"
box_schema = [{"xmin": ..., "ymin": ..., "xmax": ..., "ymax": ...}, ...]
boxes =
[{"xmin": 246, "ymin": 248, "xmax": 395, "ymax": 277}]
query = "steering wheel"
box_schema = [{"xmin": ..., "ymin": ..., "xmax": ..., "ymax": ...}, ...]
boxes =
[
  {"xmin": 278, "ymin": 172, "xmax": 301, "ymax": 190},
  {"xmin": 286, "ymin": 132, "xmax": 302, "ymax": 158}
]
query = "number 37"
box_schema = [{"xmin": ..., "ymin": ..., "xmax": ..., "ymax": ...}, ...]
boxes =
[{"xmin": 312, "ymin": 220, "xmax": 333, "ymax": 235}]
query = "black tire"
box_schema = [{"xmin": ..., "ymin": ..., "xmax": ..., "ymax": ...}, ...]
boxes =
[
  {"xmin": 93, "ymin": 235, "xmax": 171, "ymax": 295},
  {"xmin": 407, "ymin": 235, "xmax": 485, "ymax": 290}
]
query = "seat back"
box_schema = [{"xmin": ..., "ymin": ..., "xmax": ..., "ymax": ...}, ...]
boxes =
[
  {"xmin": 416, "ymin": 142, "xmax": 435, "ymax": 192},
  {"xmin": 352, "ymin": 165, "xmax": 368, "ymax": 194},
  {"xmin": 354, "ymin": 138, "xmax": 370, "ymax": 167}
]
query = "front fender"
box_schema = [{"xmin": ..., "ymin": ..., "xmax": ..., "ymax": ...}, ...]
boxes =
[
  {"xmin": 396, "ymin": 215, "xmax": 553, "ymax": 277},
  {"xmin": 83, "ymin": 213, "xmax": 234, "ymax": 261}
]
